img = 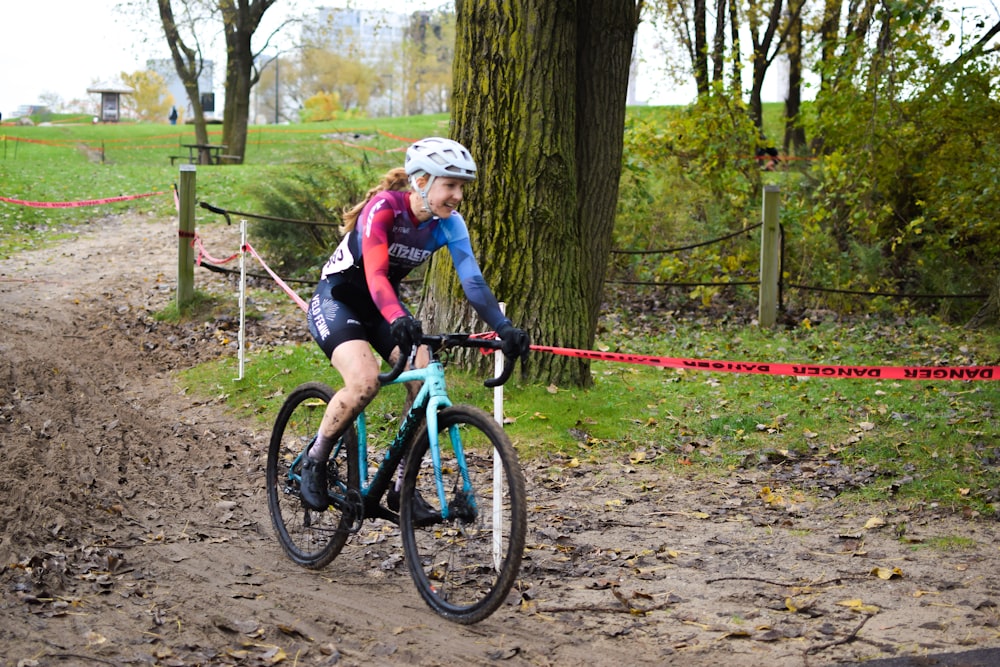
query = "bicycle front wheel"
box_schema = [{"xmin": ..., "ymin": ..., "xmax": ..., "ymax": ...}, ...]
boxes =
[
  {"xmin": 266, "ymin": 382, "xmax": 359, "ymax": 569},
  {"xmin": 400, "ymin": 405, "xmax": 526, "ymax": 624}
]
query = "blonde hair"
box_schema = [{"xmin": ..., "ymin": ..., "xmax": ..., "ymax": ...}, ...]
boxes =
[{"xmin": 341, "ymin": 167, "xmax": 410, "ymax": 233}]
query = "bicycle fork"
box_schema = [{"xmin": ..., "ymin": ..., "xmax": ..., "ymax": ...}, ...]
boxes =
[{"xmin": 421, "ymin": 372, "xmax": 477, "ymax": 522}]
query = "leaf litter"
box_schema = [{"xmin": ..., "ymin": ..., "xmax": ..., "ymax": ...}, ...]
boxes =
[{"xmin": 0, "ymin": 214, "xmax": 998, "ymax": 666}]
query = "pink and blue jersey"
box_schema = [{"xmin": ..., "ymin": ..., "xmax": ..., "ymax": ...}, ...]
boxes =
[{"xmin": 319, "ymin": 190, "xmax": 509, "ymax": 330}]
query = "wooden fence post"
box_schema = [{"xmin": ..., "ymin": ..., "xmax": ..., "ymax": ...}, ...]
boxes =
[
  {"xmin": 758, "ymin": 184, "xmax": 781, "ymax": 328},
  {"xmin": 177, "ymin": 164, "xmax": 196, "ymax": 309}
]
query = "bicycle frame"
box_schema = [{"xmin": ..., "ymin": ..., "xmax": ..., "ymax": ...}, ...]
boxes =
[
  {"xmin": 267, "ymin": 332, "xmax": 525, "ymax": 623},
  {"xmin": 350, "ymin": 358, "xmax": 473, "ymax": 521}
]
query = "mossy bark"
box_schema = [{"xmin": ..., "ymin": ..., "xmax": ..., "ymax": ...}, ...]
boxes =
[{"xmin": 419, "ymin": 0, "xmax": 640, "ymax": 387}]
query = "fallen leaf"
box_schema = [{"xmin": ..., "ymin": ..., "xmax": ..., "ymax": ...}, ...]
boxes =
[
  {"xmin": 870, "ymin": 566, "xmax": 903, "ymax": 580},
  {"xmin": 838, "ymin": 598, "xmax": 880, "ymax": 613}
]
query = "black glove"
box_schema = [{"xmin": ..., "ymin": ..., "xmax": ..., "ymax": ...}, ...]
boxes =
[
  {"xmin": 390, "ymin": 316, "xmax": 422, "ymax": 354},
  {"xmin": 496, "ymin": 321, "xmax": 530, "ymax": 360}
]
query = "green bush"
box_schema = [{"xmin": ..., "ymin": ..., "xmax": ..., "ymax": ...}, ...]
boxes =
[
  {"xmin": 616, "ymin": 94, "xmax": 764, "ymax": 309},
  {"xmin": 777, "ymin": 9, "xmax": 1000, "ymax": 321},
  {"xmin": 246, "ymin": 159, "xmax": 372, "ymax": 279}
]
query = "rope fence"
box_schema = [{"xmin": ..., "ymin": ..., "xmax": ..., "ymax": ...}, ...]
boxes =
[
  {"xmin": 184, "ymin": 218, "xmax": 999, "ymax": 383},
  {"xmin": 4, "ymin": 174, "xmax": 988, "ymax": 382},
  {"xmin": 182, "ymin": 179, "xmax": 997, "ymax": 382},
  {"xmin": 194, "ymin": 188, "xmax": 986, "ymax": 310}
]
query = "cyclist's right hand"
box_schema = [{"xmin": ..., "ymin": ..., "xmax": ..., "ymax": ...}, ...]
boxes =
[{"xmin": 390, "ymin": 315, "xmax": 422, "ymax": 354}]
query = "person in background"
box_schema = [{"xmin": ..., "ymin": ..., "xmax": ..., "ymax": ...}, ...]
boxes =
[
  {"xmin": 300, "ymin": 137, "xmax": 531, "ymax": 514},
  {"xmin": 169, "ymin": 106, "xmax": 178, "ymax": 125},
  {"xmin": 755, "ymin": 133, "xmax": 779, "ymax": 171}
]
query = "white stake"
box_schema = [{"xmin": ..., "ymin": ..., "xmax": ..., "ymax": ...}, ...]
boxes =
[{"xmin": 493, "ymin": 303, "xmax": 505, "ymax": 569}]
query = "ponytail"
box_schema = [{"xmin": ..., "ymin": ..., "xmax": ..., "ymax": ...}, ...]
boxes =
[{"xmin": 341, "ymin": 167, "xmax": 409, "ymax": 233}]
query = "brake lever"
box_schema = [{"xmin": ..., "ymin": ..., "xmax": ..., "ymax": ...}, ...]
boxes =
[{"xmin": 484, "ymin": 352, "xmax": 518, "ymax": 388}]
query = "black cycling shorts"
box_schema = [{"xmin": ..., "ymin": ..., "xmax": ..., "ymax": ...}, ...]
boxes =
[{"xmin": 307, "ymin": 276, "xmax": 399, "ymax": 361}]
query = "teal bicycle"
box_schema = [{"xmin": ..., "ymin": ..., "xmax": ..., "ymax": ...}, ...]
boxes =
[{"xmin": 266, "ymin": 333, "xmax": 527, "ymax": 624}]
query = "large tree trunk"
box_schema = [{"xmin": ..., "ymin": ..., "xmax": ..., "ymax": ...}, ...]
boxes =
[
  {"xmin": 420, "ymin": 0, "xmax": 640, "ymax": 387},
  {"xmin": 222, "ymin": 21, "xmax": 252, "ymax": 159}
]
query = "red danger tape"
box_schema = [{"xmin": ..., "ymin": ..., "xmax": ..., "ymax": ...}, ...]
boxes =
[
  {"xmin": 532, "ymin": 345, "xmax": 998, "ymax": 381},
  {"xmin": 244, "ymin": 242, "xmax": 310, "ymax": 312},
  {"xmin": 0, "ymin": 191, "xmax": 167, "ymax": 208},
  {"xmin": 190, "ymin": 233, "xmax": 239, "ymax": 266}
]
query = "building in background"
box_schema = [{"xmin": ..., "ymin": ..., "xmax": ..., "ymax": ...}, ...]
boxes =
[
  {"xmin": 146, "ymin": 60, "xmax": 217, "ymax": 122},
  {"xmin": 304, "ymin": 6, "xmax": 410, "ymax": 117}
]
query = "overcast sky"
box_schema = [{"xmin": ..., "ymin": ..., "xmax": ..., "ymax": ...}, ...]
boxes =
[
  {"xmin": 0, "ymin": 0, "xmax": 695, "ymax": 118},
  {"xmin": 2, "ymin": 1, "xmax": 994, "ymax": 119}
]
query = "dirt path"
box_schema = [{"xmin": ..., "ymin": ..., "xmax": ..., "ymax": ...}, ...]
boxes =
[{"xmin": 1, "ymin": 214, "xmax": 998, "ymax": 667}]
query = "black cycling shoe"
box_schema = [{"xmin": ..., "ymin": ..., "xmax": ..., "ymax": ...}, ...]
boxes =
[
  {"xmin": 299, "ymin": 456, "xmax": 329, "ymax": 511},
  {"xmin": 387, "ymin": 487, "xmax": 441, "ymax": 526}
]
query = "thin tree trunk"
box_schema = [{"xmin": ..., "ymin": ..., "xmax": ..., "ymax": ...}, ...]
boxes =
[
  {"xmin": 711, "ymin": 0, "xmax": 726, "ymax": 85},
  {"xmin": 783, "ymin": 0, "xmax": 807, "ymax": 154},
  {"xmin": 158, "ymin": 0, "xmax": 209, "ymax": 145},
  {"xmin": 729, "ymin": 0, "xmax": 741, "ymax": 93},
  {"xmin": 694, "ymin": 0, "xmax": 709, "ymax": 96}
]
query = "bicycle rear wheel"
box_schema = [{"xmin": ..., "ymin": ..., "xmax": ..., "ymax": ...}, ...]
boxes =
[
  {"xmin": 400, "ymin": 405, "xmax": 526, "ymax": 624},
  {"xmin": 266, "ymin": 382, "xmax": 359, "ymax": 569}
]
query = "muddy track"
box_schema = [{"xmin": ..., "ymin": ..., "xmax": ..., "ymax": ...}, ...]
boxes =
[{"xmin": 1, "ymin": 215, "xmax": 998, "ymax": 667}]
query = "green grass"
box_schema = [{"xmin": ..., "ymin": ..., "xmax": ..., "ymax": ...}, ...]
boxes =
[
  {"xmin": 5, "ymin": 108, "xmax": 999, "ymax": 517},
  {"xmin": 0, "ymin": 114, "xmax": 449, "ymax": 257},
  {"xmin": 178, "ymin": 313, "xmax": 1000, "ymax": 517}
]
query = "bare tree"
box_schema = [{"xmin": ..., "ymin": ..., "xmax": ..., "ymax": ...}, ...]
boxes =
[
  {"xmin": 219, "ymin": 0, "xmax": 280, "ymax": 161},
  {"xmin": 157, "ymin": 0, "xmax": 284, "ymax": 162},
  {"xmin": 157, "ymin": 0, "xmax": 211, "ymax": 146}
]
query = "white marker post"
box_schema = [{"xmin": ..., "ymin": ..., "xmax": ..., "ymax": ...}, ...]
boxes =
[
  {"xmin": 493, "ymin": 303, "xmax": 505, "ymax": 570},
  {"xmin": 236, "ymin": 219, "xmax": 247, "ymax": 380}
]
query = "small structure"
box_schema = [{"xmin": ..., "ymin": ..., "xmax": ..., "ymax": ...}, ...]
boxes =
[{"xmin": 86, "ymin": 82, "xmax": 135, "ymax": 122}]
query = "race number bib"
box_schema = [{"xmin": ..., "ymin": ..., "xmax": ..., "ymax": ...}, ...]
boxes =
[{"xmin": 321, "ymin": 235, "xmax": 357, "ymax": 279}]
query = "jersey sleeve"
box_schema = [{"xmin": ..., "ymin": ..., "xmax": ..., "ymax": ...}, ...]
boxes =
[
  {"xmin": 442, "ymin": 217, "xmax": 511, "ymax": 331},
  {"xmin": 360, "ymin": 198, "xmax": 407, "ymax": 323}
]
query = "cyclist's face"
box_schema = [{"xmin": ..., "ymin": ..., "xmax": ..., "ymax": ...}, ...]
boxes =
[{"xmin": 426, "ymin": 177, "xmax": 469, "ymax": 217}]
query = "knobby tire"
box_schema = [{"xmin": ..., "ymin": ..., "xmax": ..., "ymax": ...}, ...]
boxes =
[
  {"xmin": 266, "ymin": 382, "xmax": 359, "ymax": 569},
  {"xmin": 400, "ymin": 405, "xmax": 526, "ymax": 624}
]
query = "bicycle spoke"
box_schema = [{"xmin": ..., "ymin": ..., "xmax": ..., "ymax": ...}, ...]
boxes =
[
  {"xmin": 400, "ymin": 406, "xmax": 526, "ymax": 623},
  {"xmin": 266, "ymin": 382, "xmax": 359, "ymax": 568}
]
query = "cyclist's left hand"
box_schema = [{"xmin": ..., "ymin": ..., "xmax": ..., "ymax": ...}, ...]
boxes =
[{"xmin": 496, "ymin": 322, "xmax": 531, "ymax": 361}]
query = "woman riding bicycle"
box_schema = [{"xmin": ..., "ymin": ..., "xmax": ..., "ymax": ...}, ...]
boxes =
[{"xmin": 301, "ymin": 137, "xmax": 530, "ymax": 512}]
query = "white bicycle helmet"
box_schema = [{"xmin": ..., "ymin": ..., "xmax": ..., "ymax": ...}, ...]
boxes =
[
  {"xmin": 405, "ymin": 137, "xmax": 477, "ymax": 214},
  {"xmin": 405, "ymin": 137, "xmax": 477, "ymax": 180}
]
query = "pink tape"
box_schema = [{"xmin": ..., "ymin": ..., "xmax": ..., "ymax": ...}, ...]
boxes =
[
  {"xmin": 0, "ymin": 192, "xmax": 167, "ymax": 208},
  {"xmin": 244, "ymin": 242, "xmax": 309, "ymax": 312}
]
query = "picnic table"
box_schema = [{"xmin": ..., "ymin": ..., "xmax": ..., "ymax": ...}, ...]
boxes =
[
  {"xmin": 169, "ymin": 143, "xmax": 240, "ymax": 165},
  {"xmin": 186, "ymin": 143, "xmax": 226, "ymax": 165}
]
